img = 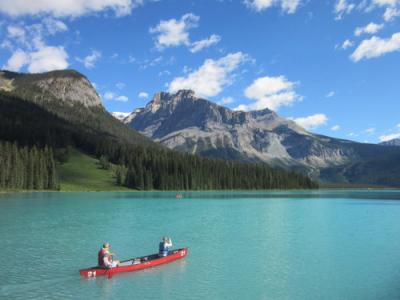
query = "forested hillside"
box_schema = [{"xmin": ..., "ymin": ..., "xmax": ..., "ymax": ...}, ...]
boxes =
[
  {"xmin": 0, "ymin": 70, "xmax": 317, "ymax": 191},
  {"xmin": 0, "ymin": 141, "xmax": 58, "ymax": 190}
]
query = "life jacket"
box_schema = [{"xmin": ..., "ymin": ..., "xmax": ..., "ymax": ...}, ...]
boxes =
[{"xmin": 98, "ymin": 248, "xmax": 107, "ymax": 266}]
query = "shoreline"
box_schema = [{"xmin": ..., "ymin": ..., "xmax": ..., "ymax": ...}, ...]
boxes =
[{"xmin": 1, "ymin": 187, "xmax": 400, "ymax": 194}]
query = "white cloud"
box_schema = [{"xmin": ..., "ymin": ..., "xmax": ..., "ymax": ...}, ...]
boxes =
[
  {"xmin": 365, "ymin": 127, "xmax": 376, "ymax": 134},
  {"xmin": 3, "ymin": 49, "xmax": 29, "ymax": 71},
  {"xmin": 372, "ymin": 0, "xmax": 400, "ymax": 7},
  {"xmin": 341, "ymin": 39, "xmax": 354, "ymax": 49},
  {"xmin": 116, "ymin": 82, "xmax": 126, "ymax": 89},
  {"xmin": 115, "ymin": 95, "xmax": 128, "ymax": 102},
  {"xmin": 384, "ymin": 7, "xmax": 400, "ymax": 21},
  {"xmin": 104, "ymin": 91, "xmax": 129, "ymax": 102},
  {"xmin": 28, "ymin": 46, "xmax": 68, "ymax": 73},
  {"xmin": 168, "ymin": 52, "xmax": 247, "ymax": 98},
  {"xmin": 351, "ymin": 32, "xmax": 400, "ymax": 62},
  {"xmin": 325, "ymin": 91, "xmax": 335, "ymax": 98},
  {"xmin": 334, "ymin": 0, "xmax": 355, "ymax": 20},
  {"xmin": 292, "ymin": 114, "xmax": 328, "ymax": 130},
  {"xmin": 150, "ymin": 13, "xmax": 199, "ymax": 50},
  {"xmin": 7, "ymin": 25, "xmax": 25, "ymax": 42},
  {"xmin": 78, "ymin": 50, "xmax": 101, "ymax": 69},
  {"xmin": 138, "ymin": 92, "xmax": 149, "ymax": 98},
  {"xmin": 245, "ymin": 0, "xmax": 302, "ymax": 14},
  {"xmin": 4, "ymin": 46, "xmax": 69, "ymax": 73},
  {"xmin": 380, "ymin": 132, "xmax": 400, "ymax": 142},
  {"xmin": 217, "ymin": 97, "xmax": 234, "ymax": 105},
  {"xmin": 190, "ymin": 34, "xmax": 221, "ymax": 53},
  {"xmin": 397, "ymin": 123, "xmax": 400, "ymax": 128},
  {"xmin": 348, "ymin": 132, "xmax": 359, "ymax": 137},
  {"xmin": 0, "ymin": 0, "xmax": 134, "ymax": 17},
  {"xmin": 42, "ymin": 18, "xmax": 68, "ymax": 35},
  {"xmin": 238, "ymin": 75, "xmax": 300, "ymax": 111},
  {"xmin": 354, "ymin": 22, "xmax": 384, "ymax": 36},
  {"xmin": 104, "ymin": 92, "xmax": 116, "ymax": 100},
  {"xmin": 331, "ymin": 125, "xmax": 341, "ymax": 131}
]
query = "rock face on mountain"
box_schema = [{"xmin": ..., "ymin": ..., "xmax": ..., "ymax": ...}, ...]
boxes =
[
  {"xmin": 0, "ymin": 69, "xmax": 156, "ymax": 148},
  {"xmin": 124, "ymin": 90, "xmax": 367, "ymax": 180},
  {"xmin": 122, "ymin": 90, "xmax": 400, "ymax": 185},
  {"xmin": 0, "ymin": 70, "xmax": 102, "ymax": 108},
  {"xmin": 380, "ymin": 138, "xmax": 400, "ymax": 146}
]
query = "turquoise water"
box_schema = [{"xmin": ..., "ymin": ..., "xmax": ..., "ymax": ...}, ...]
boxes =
[{"xmin": 1, "ymin": 190, "xmax": 400, "ymax": 299}]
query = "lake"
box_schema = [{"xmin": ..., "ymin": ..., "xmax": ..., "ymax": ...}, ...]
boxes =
[{"xmin": 1, "ymin": 190, "xmax": 400, "ymax": 299}]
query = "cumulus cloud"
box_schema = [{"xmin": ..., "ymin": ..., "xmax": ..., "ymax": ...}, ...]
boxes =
[
  {"xmin": 42, "ymin": 18, "xmax": 68, "ymax": 35},
  {"xmin": 104, "ymin": 91, "xmax": 129, "ymax": 102},
  {"xmin": 237, "ymin": 75, "xmax": 300, "ymax": 111},
  {"xmin": 2, "ymin": 18, "xmax": 70, "ymax": 73},
  {"xmin": 292, "ymin": 114, "xmax": 328, "ymax": 130},
  {"xmin": 354, "ymin": 22, "xmax": 384, "ymax": 36},
  {"xmin": 77, "ymin": 50, "xmax": 101, "ymax": 69},
  {"xmin": 341, "ymin": 39, "xmax": 354, "ymax": 49},
  {"xmin": 138, "ymin": 92, "xmax": 149, "ymax": 98},
  {"xmin": 116, "ymin": 82, "xmax": 126, "ymax": 89},
  {"xmin": 115, "ymin": 95, "xmax": 128, "ymax": 102},
  {"xmin": 351, "ymin": 32, "xmax": 400, "ymax": 61},
  {"xmin": 150, "ymin": 13, "xmax": 199, "ymax": 50},
  {"xmin": 3, "ymin": 49, "xmax": 29, "ymax": 71},
  {"xmin": 168, "ymin": 52, "xmax": 247, "ymax": 98},
  {"xmin": 28, "ymin": 46, "xmax": 68, "ymax": 72},
  {"xmin": 190, "ymin": 34, "xmax": 221, "ymax": 53},
  {"xmin": 334, "ymin": 0, "xmax": 355, "ymax": 20},
  {"xmin": 0, "ymin": 0, "xmax": 134, "ymax": 18},
  {"xmin": 380, "ymin": 132, "xmax": 400, "ymax": 142},
  {"xmin": 104, "ymin": 92, "xmax": 116, "ymax": 100},
  {"xmin": 384, "ymin": 7, "xmax": 400, "ymax": 21},
  {"xmin": 245, "ymin": 0, "xmax": 302, "ymax": 14},
  {"xmin": 3, "ymin": 46, "xmax": 69, "ymax": 73},
  {"xmin": 7, "ymin": 25, "xmax": 26, "ymax": 43},
  {"xmin": 331, "ymin": 125, "xmax": 341, "ymax": 131},
  {"xmin": 150, "ymin": 13, "xmax": 220, "ymax": 53},
  {"xmin": 326, "ymin": 91, "xmax": 335, "ymax": 98}
]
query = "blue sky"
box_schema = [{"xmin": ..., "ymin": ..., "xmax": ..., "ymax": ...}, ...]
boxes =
[{"xmin": 0, "ymin": 0, "xmax": 399, "ymax": 143}]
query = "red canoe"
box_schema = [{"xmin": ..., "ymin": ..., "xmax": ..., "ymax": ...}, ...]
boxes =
[{"xmin": 79, "ymin": 247, "xmax": 188, "ymax": 278}]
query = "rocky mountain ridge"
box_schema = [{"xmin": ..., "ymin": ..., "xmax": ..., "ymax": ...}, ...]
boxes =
[
  {"xmin": 0, "ymin": 70, "xmax": 102, "ymax": 108},
  {"xmin": 380, "ymin": 138, "xmax": 400, "ymax": 146},
  {"xmin": 123, "ymin": 90, "xmax": 400, "ymax": 185}
]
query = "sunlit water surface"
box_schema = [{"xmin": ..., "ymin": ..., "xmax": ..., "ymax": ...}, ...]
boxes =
[{"xmin": 1, "ymin": 190, "xmax": 400, "ymax": 299}]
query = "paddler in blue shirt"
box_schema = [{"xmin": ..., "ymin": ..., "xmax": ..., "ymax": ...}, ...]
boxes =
[{"xmin": 159, "ymin": 237, "xmax": 172, "ymax": 257}]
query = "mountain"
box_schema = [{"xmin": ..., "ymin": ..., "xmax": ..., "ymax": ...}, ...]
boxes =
[
  {"xmin": 112, "ymin": 112, "xmax": 130, "ymax": 121},
  {"xmin": 0, "ymin": 70, "xmax": 316, "ymax": 191},
  {"xmin": 0, "ymin": 69, "xmax": 156, "ymax": 148},
  {"xmin": 380, "ymin": 138, "xmax": 400, "ymax": 146},
  {"xmin": 124, "ymin": 90, "xmax": 400, "ymax": 186}
]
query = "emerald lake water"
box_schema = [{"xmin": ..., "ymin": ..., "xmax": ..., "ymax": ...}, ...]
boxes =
[{"xmin": 1, "ymin": 190, "xmax": 400, "ymax": 300}]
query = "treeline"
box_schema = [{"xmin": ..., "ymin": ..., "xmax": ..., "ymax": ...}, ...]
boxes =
[
  {"xmin": 95, "ymin": 143, "xmax": 318, "ymax": 190},
  {"xmin": 0, "ymin": 141, "xmax": 59, "ymax": 190},
  {"xmin": 0, "ymin": 91, "xmax": 318, "ymax": 191}
]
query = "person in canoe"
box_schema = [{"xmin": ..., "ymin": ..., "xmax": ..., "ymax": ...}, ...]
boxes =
[
  {"xmin": 98, "ymin": 242, "xmax": 120, "ymax": 268},
  {"xmin": 159, "ymin": 237, "xmax": 173, "ymax": 257}
]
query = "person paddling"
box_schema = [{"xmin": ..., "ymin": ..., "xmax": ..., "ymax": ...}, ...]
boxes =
[
  {"xmin": 98, "ymin": 242, "xmax": 120, "ymax": 268},
  {"xmin": 159, "ymin": 237, "xmax": 173, "ymax": 257}
]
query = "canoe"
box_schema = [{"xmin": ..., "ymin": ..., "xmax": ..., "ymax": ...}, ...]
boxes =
[{"xmin": 79, "ymin": 247, "xmax": 188, "ymax": 278}]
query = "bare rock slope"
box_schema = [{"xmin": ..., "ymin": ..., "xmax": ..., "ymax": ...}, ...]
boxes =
[{"xmin": 124, "ymin": 90, "xmax": 400, "ymax": 185}]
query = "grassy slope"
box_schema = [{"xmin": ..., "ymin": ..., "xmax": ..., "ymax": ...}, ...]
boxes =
[{"xmin": 58, "ymin": 149, "xmax": 132, "ymax": 192}]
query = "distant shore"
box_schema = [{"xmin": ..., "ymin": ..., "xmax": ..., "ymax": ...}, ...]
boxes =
[{"xmin": 1, "ymin": 187, "xmax": 400, "ymax": 194}]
